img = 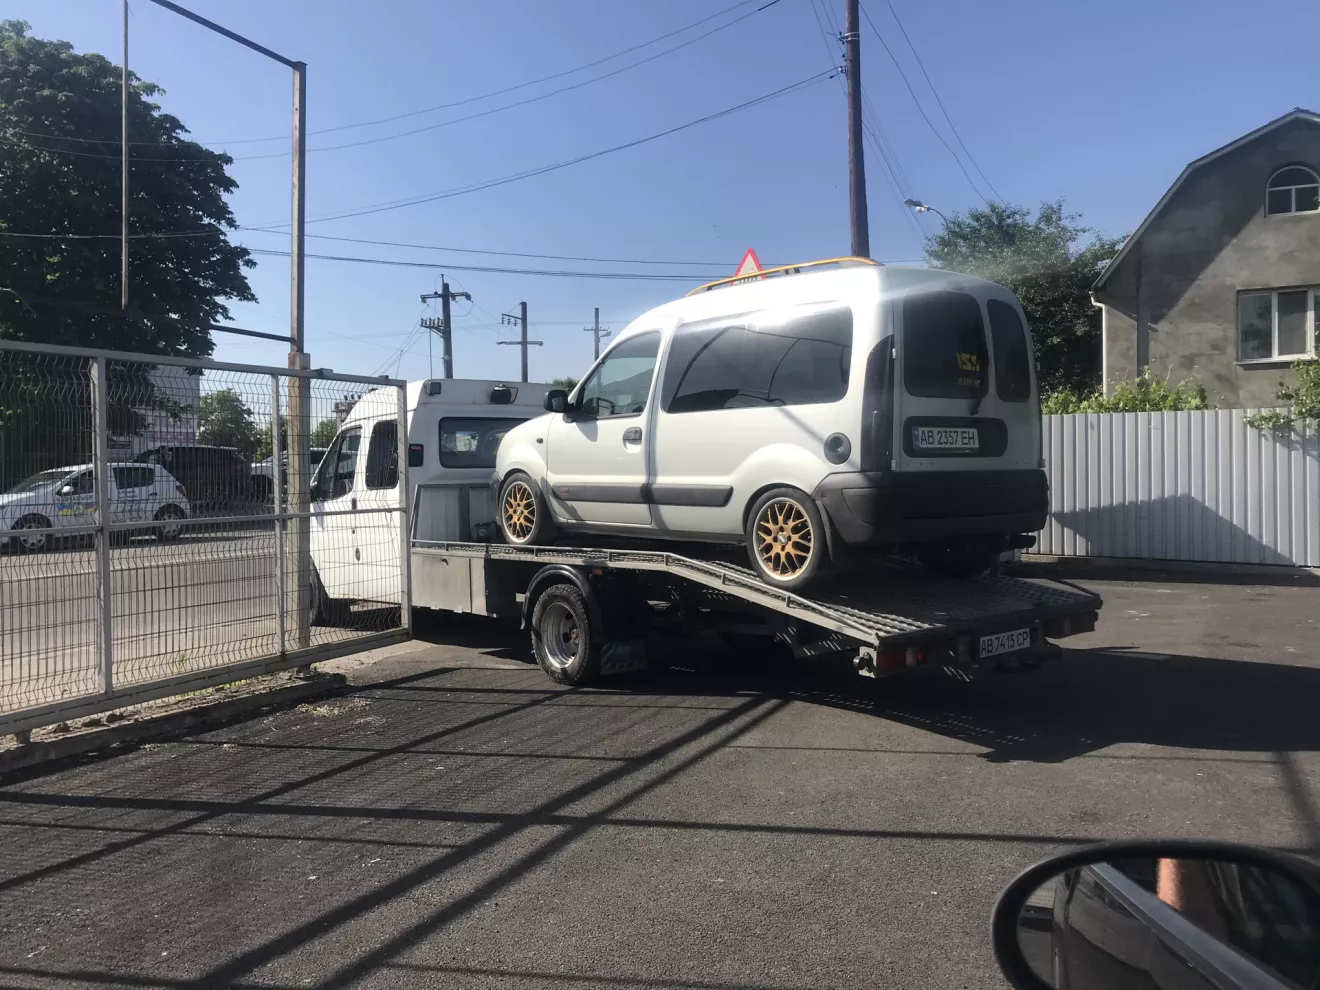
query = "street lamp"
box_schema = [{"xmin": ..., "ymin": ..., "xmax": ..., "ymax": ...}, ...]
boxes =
[{"xmin": 903, "ymin": 198, "xmax": 948, "ymax": 223}]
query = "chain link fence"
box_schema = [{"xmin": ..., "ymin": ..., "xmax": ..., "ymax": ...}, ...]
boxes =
[{"xmin": 0, "ymin": 340, "xmax": 409, "ymax": 736}]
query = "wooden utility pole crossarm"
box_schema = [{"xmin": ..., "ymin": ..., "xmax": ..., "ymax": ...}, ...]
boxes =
[{"xmin": 498, "ymin": 302, "xmax": 542, "ymax": 383}]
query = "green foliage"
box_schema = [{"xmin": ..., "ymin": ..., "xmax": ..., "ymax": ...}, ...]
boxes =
[
  {"xmin": 197, "ymin": 389, "xmax": 260, "ymax": 457},
  {"xmin": 0, "ymin": 20, "xmax": 254, "ymax": 355},
  {"xmin": 1244, "ymin": 359, "xmax": 1320, "ymax": 431},
  {"xmin": 549, "ymin": 376, "xmax": 579, "ymax": 390},
  {"xmin": 1041, "ymin": 372, "xmax": 1210, "ymax": 415},
  {"xmin": 311, "ymin": 418, "xmax": 340, "ymax": 448},
  {"xmin": 924, "ymin": 200, "xmax": 1123, "ymax": 394}
]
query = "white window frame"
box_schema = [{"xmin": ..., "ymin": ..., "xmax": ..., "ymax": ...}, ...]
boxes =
[
  {"xmin": 1237, "ymin": 288, "xmax": 1318, "ymax": 363},
  {"xmin": 1264, "ymin": 166, "xmax": 1320, "ymax": 216}
]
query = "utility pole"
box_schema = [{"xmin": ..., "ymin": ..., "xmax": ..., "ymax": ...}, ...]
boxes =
[
  {"xmin": 419, "ymin": 280, "xmax": 469, "ymax": 379},
  {"xmin": 120, "ymin": 0, "xmax": 128, "ymax": 310},
  {"xmin": 844, "ymin": 0, "xmax": 869, "ymax": 258},
  {"xmin": 498, "ymin": 302, "xmax": 542, "ymax": 382},
  {"xmin": 584, "ymin": 307, "xmax": 610, "ymax": 360}
]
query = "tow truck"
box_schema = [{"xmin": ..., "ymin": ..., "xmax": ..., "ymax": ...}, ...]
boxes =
[{"xmin": 408, "ymin": 484, "xmax": 1101, "ymax": 685}]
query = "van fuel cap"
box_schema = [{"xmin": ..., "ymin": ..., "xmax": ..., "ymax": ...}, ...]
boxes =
[{"xmin": 824, "ymin": 433, "xmax": 851, "ymax": 464}]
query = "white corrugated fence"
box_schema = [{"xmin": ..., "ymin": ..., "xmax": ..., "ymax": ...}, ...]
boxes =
[{"xmin": 1035, "ymin": 410, "xmax": 1320, "ymax": 567}]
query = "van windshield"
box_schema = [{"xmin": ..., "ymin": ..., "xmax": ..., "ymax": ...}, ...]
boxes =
[{"xmin": 902, "ymin": 291, "xmax": 989, "ymax": 399}]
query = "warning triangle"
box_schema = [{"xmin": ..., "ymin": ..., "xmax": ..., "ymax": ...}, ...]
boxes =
[{"xmin": 733, "ymin": 248, "xmax": 763, "ymax": 280}]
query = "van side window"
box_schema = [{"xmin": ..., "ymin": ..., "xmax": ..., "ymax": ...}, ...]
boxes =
[
  {"xmin": 663, "ymin": 305, "xmax": 852, "ymax": 414},
  {"xmin": 576, "ymin": 332, "xmax": 660, "ymax": 419},
  {"xmin": 440, "ymin": 418, "xmax": 527, "ymax": 469},
  {"xmin": 314, "ymin": 427, "xmax": 361, "ymax": 501},
  {"xmin": 986, "ymin": 300, "xmax": 1032, "ymax": 402},
  {"xmin": 902, "ymin": 291, "xmax": 989, "ymax": 399},
  {"xmin": 365, "ymin": 420, "xmax": 399, "ymax": 489},
  {"xmin": 112, "ymin": 466, "xmax": 154, "ymax": 490}
]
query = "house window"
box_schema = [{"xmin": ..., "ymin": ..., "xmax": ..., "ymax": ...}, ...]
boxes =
[
  {"xmin": 1237, "ymin": 289, "xmax": 1318, "ymax": 361},
  {"xmin": 1265, "ymin": 166, "xmax": 1320, "ymax": 216}
]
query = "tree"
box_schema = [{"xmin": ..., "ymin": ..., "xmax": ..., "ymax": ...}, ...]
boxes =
[
  {"xmin": 924, "ymin": 201, "xmax": 1123, "ymax": 394},
  {"xmin": 549, "ymin": 376, "xmax": 579, "ymax": 390},
  {"xmin": 0, "ymin": 20, "xmax": 254, "ymax": 355},
  {"xmin": 311, "ymin": 418, "xmax": 340, "ymax": 448},
  {"xmin": 198, "ymin": 389, "xmax": 260, "ymax": 457}
]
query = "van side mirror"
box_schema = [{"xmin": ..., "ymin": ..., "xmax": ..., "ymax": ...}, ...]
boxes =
[
  {"xmin": 58, "ymin": 485, "xmax": 74, "ymax": 496},
  {"xmin": 544, "ymin": 389, "xmax": 569, "ymax": 414}
]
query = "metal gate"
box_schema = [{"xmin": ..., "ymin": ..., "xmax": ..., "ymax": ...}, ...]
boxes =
[{"xmin": 0, "ymin": 340, "xmax": 410, "ymax": 736}]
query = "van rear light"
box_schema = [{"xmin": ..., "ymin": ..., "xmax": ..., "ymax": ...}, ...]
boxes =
[{"xmin": 176, "ymin": 484, "xmax": 186, "ymax": 496}]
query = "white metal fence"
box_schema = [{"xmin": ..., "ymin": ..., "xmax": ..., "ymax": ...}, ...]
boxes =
[
  {"xmin": 0, "ymin": 340, "xmax": 410, "ymax": 736},
  {"xmin": 1036, "ymin": 410, "xmax": 1320, "ymax": 567}
]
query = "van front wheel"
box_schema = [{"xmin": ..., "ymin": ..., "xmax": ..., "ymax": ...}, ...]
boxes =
[
  {"xmin": 744, "ymin": 488, "xmax": 828, "ymax": 592},
  {"xmin": 498, "ymin": 472, "xmax": 557, "ymax": 546}
]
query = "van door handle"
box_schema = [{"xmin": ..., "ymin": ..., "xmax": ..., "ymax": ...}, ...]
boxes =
[{"xmin": 622, "ymin": 427, "xmax": 642, "ymax": 444}]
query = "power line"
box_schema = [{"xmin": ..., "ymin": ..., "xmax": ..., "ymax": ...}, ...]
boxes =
[
  {"xmin": 857, "ymin": 2, "xmax": 990, "ymax": 204},
  {"xmin": 244, "ymin": 247, "xmax": 720, "ymax": 281},
  {"xmin": 253, "ymin": 0, "xmax": 787, "ymax": 159},
  {"xmin": 259, "ymin": 70, "xmax": 836, "ymax": 227},
  {"xmin": 243, "ymin": 230, "xmax": 735, "ymax": 267},
  {"xmin": 13, "ymin": 0, "xmax": 774, "ymax": 151},
  {"xmin": 880, "ymin": 0, "xmax": 1001, "ymax": 200},
  {"xmin": 0, "ymin": 71, "xmax": 830, "ymax": 245}
]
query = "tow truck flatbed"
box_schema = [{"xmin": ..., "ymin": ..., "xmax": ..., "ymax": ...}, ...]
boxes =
[{"xmin": 409, "ymin": 539, "xmax": 1102, "ymax": 684}]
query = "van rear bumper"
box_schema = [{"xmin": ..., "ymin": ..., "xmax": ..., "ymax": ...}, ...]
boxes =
[{"xmin": 813, "ymin": 469, "xmax": 1048, "ymax": 545}]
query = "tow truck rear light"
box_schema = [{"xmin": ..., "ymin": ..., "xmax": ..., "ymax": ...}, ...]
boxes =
[{"xmin": 875, "ymin": 646, "xmax": 925, "ymax": 674}]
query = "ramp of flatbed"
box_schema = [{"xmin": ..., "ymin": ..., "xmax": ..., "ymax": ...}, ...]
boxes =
[{"xmin": 412, "ymin": 541, "xmax": 1102, "ymax": 648}]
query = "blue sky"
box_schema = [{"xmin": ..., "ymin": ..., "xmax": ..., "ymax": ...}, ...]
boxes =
[{"xmin": 13, "ymin": 0, "xmax": 1318, "ymax": 382}]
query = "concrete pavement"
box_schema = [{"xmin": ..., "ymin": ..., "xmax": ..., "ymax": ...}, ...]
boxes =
[{"xmin": 0, "ymin": 576, "xmax": 1317, "ymax": 989}]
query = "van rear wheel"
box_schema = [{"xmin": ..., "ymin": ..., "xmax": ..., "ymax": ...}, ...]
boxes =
[
  {"xmin": 498, "ymin": 472, "xmax": 557, "ymax": 546},
  {"xmin": 744, "ymin": 488, "xmax": 828, "ymax": 593}
]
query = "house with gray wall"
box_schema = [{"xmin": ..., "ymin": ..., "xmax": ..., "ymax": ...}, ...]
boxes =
[{"xmin": 1092, "ymin": 108, "xmax": 1320, "ymax": 406}]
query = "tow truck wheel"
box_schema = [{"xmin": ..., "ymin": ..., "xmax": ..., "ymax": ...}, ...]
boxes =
[
  {"xmin": 531, "ymin": 583, "xmax": 599, "ymax": 685},
  {"xmin": 498, "ymin": 472, "xmax": 557, "ymax": 546}
]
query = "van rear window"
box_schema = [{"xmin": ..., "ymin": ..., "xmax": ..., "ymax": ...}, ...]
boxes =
[
  {"xmin": 987, "ymin": 299, "xmax": 1032, "ymax": 402},
  {"xmin": 902, "ymin": 292, "xmax": 989, "ymax": 399}
]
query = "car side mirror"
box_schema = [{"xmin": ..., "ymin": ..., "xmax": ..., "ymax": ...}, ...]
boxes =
[
  {"xmin": 544, "ymin": 389, "xmax": 569, "ymax": 414},
  {"xmin": 992, "ymin": 839, "xmax": 1320, "ymax": 990}
]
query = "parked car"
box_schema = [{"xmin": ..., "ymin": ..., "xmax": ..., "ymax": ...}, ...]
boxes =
[
  {"xmin": 250, "ymin": 447, "xmax": 328, "ymax": 499},
  {"xmin": 1, "ymin": 462, "xmax": 190, "ymax": 552},
  {"xmin": 135, "ymin": 445, "xmax": 253, "ymax": 509},
  {"xmin": 493, "ymin": 257, "xmax": 1048, "ymax": 590}
]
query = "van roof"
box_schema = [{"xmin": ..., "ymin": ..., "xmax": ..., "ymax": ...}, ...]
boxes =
[
  {"xmin": 342, "ymin": 380, "xmax": 554, "ymax": 421},
  {"xmin": 612, "ymin": 260, "xmax": 1012, "ymax": 346}
]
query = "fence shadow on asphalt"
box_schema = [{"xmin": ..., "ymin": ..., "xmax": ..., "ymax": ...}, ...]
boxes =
[{"xmin": 2, "ymin": 636, "xmax": 1317, "ymax": 989}]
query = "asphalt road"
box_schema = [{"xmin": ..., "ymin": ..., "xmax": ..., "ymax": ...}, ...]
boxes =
[{"xmin": 0, "ymin": 574, "xmax": 1318, "ymax": 990}]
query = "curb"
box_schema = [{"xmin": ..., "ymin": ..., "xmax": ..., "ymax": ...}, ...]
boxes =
[
  {"xmin": 0, "ymin": 673, "xmax": 348, "ymax": 776},
  {"xmin": 1011, "ymin": 554, "xmax": 1320, "ymax": 586}
]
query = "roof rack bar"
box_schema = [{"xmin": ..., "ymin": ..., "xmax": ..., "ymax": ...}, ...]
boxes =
[{"xmin": 686, "ymin": 256, "xmax": 880, "ymax": 296}]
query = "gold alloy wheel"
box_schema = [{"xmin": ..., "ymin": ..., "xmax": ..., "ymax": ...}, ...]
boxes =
[
  {"xmin": 754, "ymin": 498, "xmax": 813, "ymax": 579},
  {"xmin": 502, "ymin": 481, "xmax": 537, "ymax": 542}
]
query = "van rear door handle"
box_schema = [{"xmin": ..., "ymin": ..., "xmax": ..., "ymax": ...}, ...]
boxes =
[
  {"xmin": 622, "ymin": 427, "xmax": 642, "ymax": 444},
  {"xmin": 351, "ymin": 497, "xmax": 357, "ymax": 510}
]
